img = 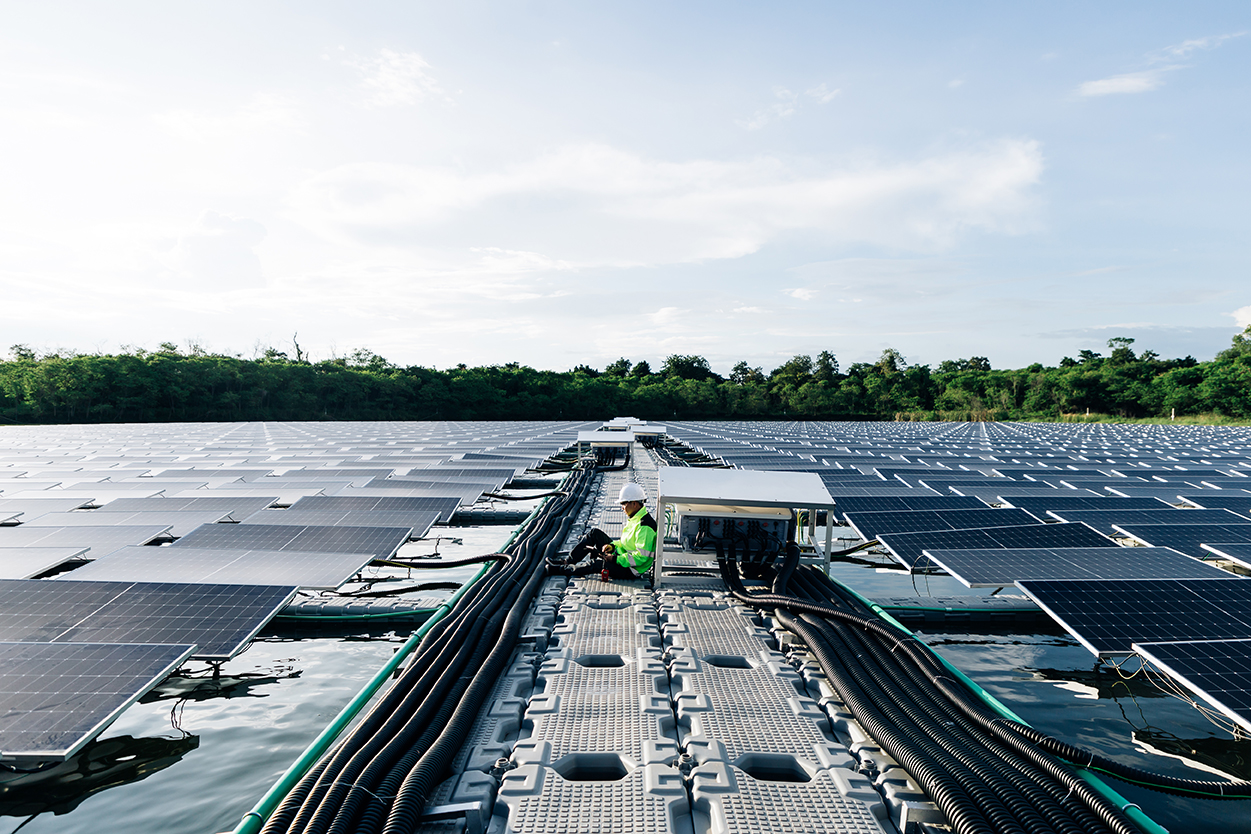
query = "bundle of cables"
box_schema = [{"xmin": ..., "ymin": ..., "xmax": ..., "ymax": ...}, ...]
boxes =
[
  {"xmin": 716, "ymin": 540, "xmax": 1251, "ymax": 834},
  {"xmin": 259, "ymin": 462, "xmax": 595, "ymax": 834}
]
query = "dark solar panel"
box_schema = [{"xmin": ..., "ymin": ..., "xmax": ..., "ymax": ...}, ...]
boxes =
[
  {"xmin": 1017, "ymin": 577, "xmax": 1251, "ymax": 657},
  {"xmin": 241, "ymin": 509, "xmax": 437, "ymax": 538},
  {"xmin": 64, "ymin": 546, "xmax": 375, "ymax": 589},
  {"xmin": 0, "ymin": 579, "xmax": 296, "ymax": 660},
  {"xmin": 1111, "ymin": 523, "xmax": 1251, "ymax": 558},
  {"xmin": 0, "ymin": 547, "xmax": 90, "ymax": 579},
  {"xmin": 23, "ymin": 511, "xmax": 232, "ymax": 537},
  {"xmin": 0, "ymin": 642, "xmax": 195, "ymax": 762},
  {"xmin": 879, "ymin": 522, "xmax": 1115, "ymax": 569},
  {"xmin": 1134, "ymin": 639, "xmax": 1251, "ymax": 733},
  {"xmin": 289, "ymin": 494, "xmax": 461, "ymax": 522},
  {"xmin": 1045, "ymin": 508, "xmax": 1247, "ymax": 535},
  {"xmin": 833, "ymin": 495, "xmax": 988, "ymax": 519},
  {"xmin": 921, "ymin": 545, "xmax": 1232, "ymax": 588},
  {"xmin": 1001, "ymin": 496, "xmax": 1172, "ymax": 513},
  {"xmin": 843, "ymin": 507, "xmax": 1040, "ymax": 542},
  {"xmin": 173, "ymin": 523, "xmax": 410, "ymax": 559}
]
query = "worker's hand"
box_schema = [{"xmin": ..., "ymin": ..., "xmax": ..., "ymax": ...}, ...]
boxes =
[{"xmin": 601, "ymin": 544, "xmax": 614, "ymax": 554}]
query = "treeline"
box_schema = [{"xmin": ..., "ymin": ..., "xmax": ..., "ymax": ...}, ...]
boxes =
[{"xmin": 1, "ymin": 331, "xmax": 1249, "ymax": 424}]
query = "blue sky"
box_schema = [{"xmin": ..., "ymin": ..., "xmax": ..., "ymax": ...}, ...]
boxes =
[{"xmin": 0, "ymin": 2, "xmax": 1247, "ymax": 373}]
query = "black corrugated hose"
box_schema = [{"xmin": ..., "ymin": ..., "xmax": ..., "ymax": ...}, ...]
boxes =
[
  {"xmin": 260, "ymin": 460, "xmax": 595, "ymax": 834},
  {"xmin": 717, "ymin": 546, "xmax": 1251, "ymax": 834}
]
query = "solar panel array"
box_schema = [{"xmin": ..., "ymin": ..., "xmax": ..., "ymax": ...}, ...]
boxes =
[
  {"xmin": 0, "ymin": 420, "xmax": 587, "ymax": 761},
  {"xmin": 666, "ymin": 419, "xmax": 1251, "ymax": 718}
]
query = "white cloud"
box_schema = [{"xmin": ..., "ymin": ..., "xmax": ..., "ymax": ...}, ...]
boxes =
[
  {"xmin": 805, "ymin": 83, "xmax": 840, "ymax": 103},
  {"xmin": 786, "ymin": 288, "xmax": 818, "ymax": 301},
  {"xmin": 736, "ymin": 87, "xmax": 799, "ymax": 130},
  {"xmin": 346, "ymin": 48, "xmax": 445, "ymax": 107},
  {"xmin": 1231, "ymin": 305, "xmax": 1251, "ymax": 329},
  {"xmin": 650, "ymin": 307, "xmax": 685, "ymax": 324},
  {"xmin": 287, "ymin": 139, "xmax": 1044, "ymax": 267},
  {"xmin": 1158, "ymin": 32, "xmax": 1246, "ymax": 61},
  {"xmin": 948, "ymin": 78, "xmax": 965, "ymax": 89},
  {"xmin": 1079, "ymin": 31, "xmax": 1245, "ymax": 97},
  {"xmin": 1078, "ymin": 70, "xmax": 1166, "ymax": 97}
]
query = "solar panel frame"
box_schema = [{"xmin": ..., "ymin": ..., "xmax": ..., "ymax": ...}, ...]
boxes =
[
  {"xmin": 240, "ymin": 509, "xmax": 438, "ymax": 538},
  {"xmin": 0, "ymin": 641, "xmax": 196, "ymax": 763},
  {"xmin": 1200, "ymin": 543, "xmax": 1251, "ymax": 570},
  {"xmin": 1016, "ymin": 577, "xmax": 1251, "ymax": 657},
  {"xmin": 921, "ymin": 545, "xmax": 1233, "ymax": 588},
  {"xmin": 93, "ymin": 496, "xmax": 279, "ymax": 518},
  {"xmin": 1133, "ymin": 638, "xmax": 1251, "ymax": 733},
  {"xmin": 0, "ymin": 525, "xmax": 172, "ymax": 556},
  {"xmin": 878, "ymin": 522, "xmax": 1116, "ymax": 569},
  {"xmin": 832, "ymin": 494, "xmax": 989, "ymax": 519},
  {"xmin": 288, "ymin": 494, "xmax": 462, "ymax": 522},
  {"xmin": 0, "ymin": 579, "xmax": 298, "ymax": 660},
  {"xmin": 999, "ymin": 495, "xmax": 1173, "ymax": 513},
  {"xmin": 0, "ymin": 546, "xmax": 90, "ymax": 579}
]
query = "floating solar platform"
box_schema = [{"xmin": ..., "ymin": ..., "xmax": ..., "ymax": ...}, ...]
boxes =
[
  {"xmin": 0, "ymin": 525, "xmax": 172, "ymax": 557},
  {"xmin": 240, "ymin": 509, "xmax": 438, "ymax": 538},
  {"xmin": 1133, "ymin": 639, "xmax": 1251, "ymax": 733},
  {"xmin": 63, "ymin": 545, "xmax": 376, "ymax": 589},
  {"xmin": 0, "ymin": 641, "xmax": 196, "ymax": 763},
  {"xmin": 921, "ymin": 546, "xmax": 1232, "ymax": 588},
  {"xmin": 1201, "ymin": 543, "xmax": 1251, "ymax": 569},
  {"xmin": 93, "ymin": 495, "xmax": 279, "ymax": 518},
  {"xmin": 173, "ymin": 522, "xmax": 410, "ymax": 559},
  {"xmin": 999, "ymin": 495, "xmax": 1173, "ymax": 513},
  {"xmin": 0, "ymin": 546, "xmax": 90, "ymax": 579},
  {"xmin": 831, "ymin": 494, "xmax": 988, "ymax": 519},
  {"xmin": 1112, "ymin": 523, "xmax": 1251, "ymax": 558},
  {"xmin": 289, "ymin": 494, "xmax": 462, "ymax": 522},
  {"xmin": 878, "ymin": 522, "xmax": 1115, "ymax": 570},
  {"xmin": 1016, "ymin": 577, "xmax": 1251, "ymax": 657},
  {"xmin": 0, "ymin": 579, "xmax": 297, "ymax": 660},
  {"xmin": 1045, "ymin": 508, "xmax": 1249, "ymax": 535},
  {"xmin": 843, "ymin": 507, "xmax": 1040, "ymax": 542}
]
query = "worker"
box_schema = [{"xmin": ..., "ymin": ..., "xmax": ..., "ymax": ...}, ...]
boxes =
[
  {"xmin": 551, "ymin": 482, "xmax": 657, "ymax": 580},
  {"xmin": 600, "ymin": 482, "xmax": 658, "ymax": 578}
]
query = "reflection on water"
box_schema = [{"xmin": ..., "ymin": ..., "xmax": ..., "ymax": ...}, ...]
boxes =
[
  {"xmin": 140, "ymin": 662, "xmax": 301, "ymax": 704},
  {"xmin": 0, "ymin": 734, "xmax": 199, "ymax": 819},
  {"xmin": 1025, "ymin": 665, "xmax": 1168, "ymax": 700},
  {"xmin": 1134, "ymin": 729, "xmax": 1251, "ymax": 782}
]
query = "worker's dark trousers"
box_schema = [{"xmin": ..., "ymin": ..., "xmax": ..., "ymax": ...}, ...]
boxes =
[{"xmin": 565, "ymin": 528, "xmax": 636, "ymax": 579}]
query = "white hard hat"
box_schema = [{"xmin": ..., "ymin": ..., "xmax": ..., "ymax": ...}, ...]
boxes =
[{"xmin": 618, "ymin": 483, "xmax": 646, "ymax": 503}]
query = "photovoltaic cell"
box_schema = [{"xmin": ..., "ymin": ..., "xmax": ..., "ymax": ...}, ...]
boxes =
[
  {"xmin": 1133, "ymin": 639, "xmax": 1251, "ymax": 733},
  {"xmin": 172, "ymin": 523, "xmax": 410, "ymax": 559},
  {"xmin": 63, "ymin": 546, "xmax": 376, "ymax": 589},
  {"xmin": 1016, "ymin": 577, "xmax": 1251, "ymax": 656},
  {"xmin": 878, "ymin": 522, "xmax": 1115, "ymax": 569},
  {"xmin": 0, "ymin": 642, "xmax": 196, "ymax": 762},
  {"xmin": 1177, "ymin": 494, "xmax": 1251, "ymax": 513},
  {"xmin": 22, "ymin": 511, "xmax": 233, "ymax": 537},
  {"xmin": 0, "ymin": 579, "xmax": 297, "ymax": 660},
  {"xmin": 843, "ymin": 507, "xmax": 1040, "ymax": 542},
  {"xmin": 1112, "ymin": 523, "xmax": 1251, "ymax": 558},
  {"xmin": 94, "ymin": 496, "xmax": 279, "ymax": 518},
  {"xmin": 921, "ymin": 545, "xmax": 1232, "ymax": 588}
]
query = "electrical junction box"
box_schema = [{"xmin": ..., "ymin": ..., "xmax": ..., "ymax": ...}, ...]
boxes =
[{"xmin": 675, "ymin": 503, "xmax": 794, "ymax": 554}]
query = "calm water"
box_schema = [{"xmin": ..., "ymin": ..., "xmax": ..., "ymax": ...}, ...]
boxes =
[{"xmin": 6, "ymin": 530, "xmax": 1249, "ymax": 834}]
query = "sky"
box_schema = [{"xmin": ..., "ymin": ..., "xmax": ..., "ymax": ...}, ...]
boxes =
[{"xmin": 1, "ymin": 2, "xmax": 1248, "ymax": 374}]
